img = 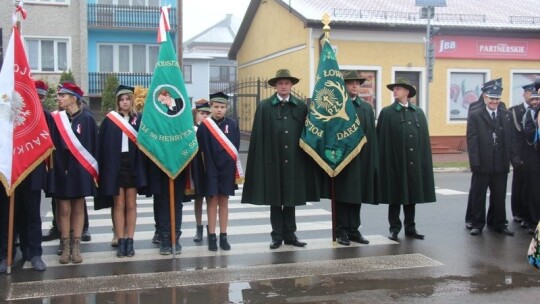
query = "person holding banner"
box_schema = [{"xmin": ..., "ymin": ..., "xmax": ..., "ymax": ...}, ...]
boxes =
[
  {"xmin": 242, "ymin": 69, "xmax": 310, "ymax": 250},
  {"xmin": 324, "ymin": 70, "xmax": 380, "ymax": 246},
  {"xmin": 51, "ymin": 82, "xmax": 98, "ymax": 264},
  {"xmin": 196, "ymin": 92, "xmax": 241, "ymax": 251},
  {"xmin": 377, "ymin": 78, "xmax": 436, "ymax": 241},
  {"xmin": 97, "ymin": 85, "xmax": 147, "ymax": 258}
]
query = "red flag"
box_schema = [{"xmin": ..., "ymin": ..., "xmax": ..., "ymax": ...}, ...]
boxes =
[{"xmin": 0, "ymin": 26, "xmax": 54, "ymax": 195}]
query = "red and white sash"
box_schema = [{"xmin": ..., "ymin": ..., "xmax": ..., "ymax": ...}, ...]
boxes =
[
  {"xmin": 53, "ymin": 111, "xmax": 99, "ymax": 184},
  {"xmin": 106, "ymin": 111, "xmax": 138, "ymax": 144},
  {"xmin": 201, "ymin": 118, "xmax": 244, "ymax": 184}
]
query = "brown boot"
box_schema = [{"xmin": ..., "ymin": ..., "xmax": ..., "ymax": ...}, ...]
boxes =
[
  {"xmin": 58, "ymin": 237, "xmax": 70, "ymax": 264},
  {"xmin": 71, "ymin": 237, "xmax": 83, "ymax": 264}
]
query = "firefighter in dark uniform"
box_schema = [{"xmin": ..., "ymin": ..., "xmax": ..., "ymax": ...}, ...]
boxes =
[
  {"xmin": 522, "ymin": 86, "xmax": 540, "ymax": 234},
  {"xmin": 508, "ymin": 83, "xmax": 536, "ymax": 226},
  {"xmin": 467, "ymin": 80, "xmax": 515, "ymax": 236},
  {"xmin": 464, "ymin": 78, "xmax": 504, "ymax": 230}
]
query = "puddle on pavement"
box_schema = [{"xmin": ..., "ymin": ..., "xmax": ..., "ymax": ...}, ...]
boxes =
[{"xmin": 29, "ymin": 270, "xmax": 540, "ymax": 303}]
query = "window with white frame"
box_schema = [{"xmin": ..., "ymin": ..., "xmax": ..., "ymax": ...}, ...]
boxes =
[
  {"xmin": 98, "ymin": 43, "xmax": 158, "ymax": 73},
  {"xmin": 448, "ymin": 71, "xmax": 487, "ymax": 121},
  {"xmin": 96, "ymin": 0, "xmax": 160, "ymax": 5},
  {"xmin": 25, "ymin": 38, "xmax": 69, "ymax": 72},
  {"xmin": 183, "ymin": 65, "xmax": 192, "ymax": 83},
  {"xmin": 510, "ymin": 72, "xmax": 540, "ymax": 107}
]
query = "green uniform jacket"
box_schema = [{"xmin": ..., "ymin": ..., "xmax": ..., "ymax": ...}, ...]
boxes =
[
  {"xmin": 320, "ymin": 97, "xmax": 381, "ymax": 204},
  {"xmin": 241, "ymin": 93, "xmax": 316, "ymax": 206},
  {"xmin": 376, "ymin": 101, "xmax": 436, "ymax": 205}
]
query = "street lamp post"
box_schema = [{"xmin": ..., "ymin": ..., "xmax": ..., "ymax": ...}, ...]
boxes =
[{"xmin": 415, "ymin": 0, "xmax": 446, "ymax": 121}]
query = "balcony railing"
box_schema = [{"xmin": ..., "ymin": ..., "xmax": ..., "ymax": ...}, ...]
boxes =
[
  {"xmin": 88, "ymin": 72, "xmax": 153, "ymax": 96},
  {"xmin": 88, "ymin": 4, "xmax": 177, "ymax": 30}
]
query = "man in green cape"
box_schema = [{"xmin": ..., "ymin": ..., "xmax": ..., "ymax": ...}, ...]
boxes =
[
  {"xmin": 377, "ymin": 77, "xmax": 436, "ymax": 241},
  {"xmin": 241, "ymin": 69, "xmax": 313, "ymax": 249},
  {"xmin": 320, "ymin": 70, "xmax": 381, "ymax": 246}
]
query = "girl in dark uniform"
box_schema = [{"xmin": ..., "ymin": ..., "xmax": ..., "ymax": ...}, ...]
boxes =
[
  {"xmin": 191, "ymin": 100, "xmax": 211, "ymax": 243},
  {"xmin": 51, "ymin": 82, "xmax": 98, "ymax": 264},
  {"xmin": 97, "ymin": 85, "xmax": 146, "ymax": 258},
  {"xmin": 196, "ymin": 92, "xmax": 241, "ymax": 251}
]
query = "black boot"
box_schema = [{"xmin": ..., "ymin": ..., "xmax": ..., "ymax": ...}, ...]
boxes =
[
  {"xmin": 208, "ymin": 233, "xmax": 218, "ymax": 251},
  {"xmin": 219, "ymin": 233, "xmax": 231, "ymax": 251},
  {"xmin": 193, "ymin": 225, "xmax": 203, "ymax": 243},
  {"xmin": 159, "ymin": 235, "xmax": 172, "ymax": 255},
  {"xmin": 125, "ymin": 238, "xmax": 134, "ymax": 257},
  {"xmin": 117, "ymin": 238, "xmax": 126, "ymax": 258}
]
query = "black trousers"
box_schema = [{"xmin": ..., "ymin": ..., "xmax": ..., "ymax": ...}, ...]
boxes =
[
  {"xmin": 15, "ymin": 181, "xmax": 43, "ymax": 261},
  {"xmin": 155, "ymin": 174, "xmax": 186, "ymax": 242},
  {"xmin": 336, "ymin": 201, "xmax": 361, "ymax": 238},
  {"xmin": 270, "ymin": 206, "xmax": 297, "ymax": 242},
  {"xmin": 465, "ymin": 174, "xmax": 495, "ymax": 226},
  {"xmin": 510, "ymin": 166, "xmax": 526, "ymax": 220},
  {"xmin": 470, "ymin": 172, "xmax": 508, "ymax": 230},
  {"xmin": 388, "ymin": 204, "xmax": 416, "ymax": 233},
  {"xmin": 523, "ymin": 167, "xmax": 540, "ymax": 228},
  {"xmin": 0, "ymin": 189, "xmax": 12, "ymax": 260}
]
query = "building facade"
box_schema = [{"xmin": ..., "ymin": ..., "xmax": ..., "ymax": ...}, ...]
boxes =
[
  {"xmin": 0, "ymin": 0, "xmax": 88, "ymax": 92},
  {"xmin": 229, "ymin": 0, "xmax": 540, "ymax": 150}
]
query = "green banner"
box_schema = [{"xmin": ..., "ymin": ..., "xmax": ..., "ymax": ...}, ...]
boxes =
[
  {"xmin": 300, "ymin": 40, "xmax": 365, "ymax": 177},
  {"xmin": 137, "ymin": 32, "xmax": 198, "ymax": 179}
]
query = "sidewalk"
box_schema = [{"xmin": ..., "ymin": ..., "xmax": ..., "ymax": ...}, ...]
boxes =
[{"xmin": 432, "ymin": 151, "xmax": 470, "ymax": 172}]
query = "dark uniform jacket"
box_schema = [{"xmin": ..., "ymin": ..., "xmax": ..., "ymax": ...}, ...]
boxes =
[
  {"xmin": 508, "ymin": 103, "xmax": 528, "ymax": 166},
  {"xmin": 241, "ymin": 93, "xmax": 313, "ymax": 206},
  {"xmin": 95, "ymin": 112, "xmax": 147, "ymax": 210},
  {"xmin": 196, "ymin": 116, "xmax": 240, "ymax": 196},
  {"xmin": 50, "ymin": 109, "xmax": 98, "ymax": 198},
  {"xmin": 467, "ymin": 106, "xmax": 515, "ymax": 173},
  {"xmin": 320, "ymin": 97, "xmax": 380, "ymax": 204},
  {"xmin": 377, "ymin": 101, "xmax": 436, "ymax": 205}
]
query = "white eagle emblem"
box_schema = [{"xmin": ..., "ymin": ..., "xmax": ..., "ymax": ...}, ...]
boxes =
[{"xmin": 1, "ymin": 90, "xmax": 30, "ymax": 127}]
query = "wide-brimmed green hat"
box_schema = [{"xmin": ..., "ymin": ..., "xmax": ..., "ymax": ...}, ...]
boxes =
[
  {"xmin": 386, "ymin": 77, "xmax": 416, "ymax": 98},
  {"xmin": 342, "ymin": 70, "xmax": 366, "ymax": 85},
  {"xmin": 268, "ymin": 69, "xmax": 300, "ymax": 87}
]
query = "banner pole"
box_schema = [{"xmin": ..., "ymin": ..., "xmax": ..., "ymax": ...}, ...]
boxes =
[
  {"xmin": 169, "ymin": 178, "xmax": 176, "ymax": 257},
  {"xmin": 7, "ymin": 194, "xmax": 15, "ymax": 274},
  {"xmin": 331, "ymin": 177, "xmax": 336, "ymax": 243}
]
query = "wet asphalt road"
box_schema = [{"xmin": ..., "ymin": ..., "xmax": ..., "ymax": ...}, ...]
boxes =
[{"xmin": 1, "ymin": 169, "xmax": 540, "ymax": 303}]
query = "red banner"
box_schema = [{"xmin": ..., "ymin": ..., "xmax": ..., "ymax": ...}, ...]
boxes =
[{"xmin": 433, "ymin": 35, "xmax": 540, "ymax": 60}]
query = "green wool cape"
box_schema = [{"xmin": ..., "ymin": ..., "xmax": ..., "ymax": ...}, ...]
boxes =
[
  {"xmin": 376, "ymin": 101, "xmax": 436, "ymax": 205},
  {"xmin": 241, "ymin": 94, "xmax": 319, "ymax": 206}
]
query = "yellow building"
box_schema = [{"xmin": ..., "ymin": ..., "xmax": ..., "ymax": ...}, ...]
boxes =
[{"xmin": 229, "ymin": 0, "xmax": 540, "ymax": 151}]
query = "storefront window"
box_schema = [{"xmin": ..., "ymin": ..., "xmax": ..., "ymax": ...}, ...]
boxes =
[
  {"xmin": 342, "ymin": 70, "xmax": 378, "ymax": 112},
  {"xmin": 510, "ymin": 72, "xmax": 540, "ymax": 107},
  {"xmin": 449, "ymin": 72, "xmax": 486, "ymax": 121}
]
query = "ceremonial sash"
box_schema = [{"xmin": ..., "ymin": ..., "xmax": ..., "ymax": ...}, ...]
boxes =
[
  {"xmin": 52, "ymin": 111, "xmax": 99, "ymax": 184},
  {"xmin": 106, "ymin": 111, "xmax": 138, "ymax": 144},
  {"xmin": 201, "ymin": 118, "xmax": 244, "ymax": 184}
]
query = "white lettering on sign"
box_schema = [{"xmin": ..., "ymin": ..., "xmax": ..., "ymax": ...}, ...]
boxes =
[{"xmin": 439, "ymin": 40, "xmax": 456, "ymax": 52}]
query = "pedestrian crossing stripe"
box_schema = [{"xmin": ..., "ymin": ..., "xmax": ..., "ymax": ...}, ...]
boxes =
[
  {"xmin": 12, "ymin": 254, "xmax": 442, "ymax": 300},
  {"xmin": 28, "ymin": 236, "xmax": 397, "ymax": 270}
]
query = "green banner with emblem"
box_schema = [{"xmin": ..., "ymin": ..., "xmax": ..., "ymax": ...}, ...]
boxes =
[
  {"xmin": 300, "ymin": 40, "xmax": 365, "ymax": 177},
  {"xmin": 137, "ymin": 31, "xmax": 198, "ymax": 179}
]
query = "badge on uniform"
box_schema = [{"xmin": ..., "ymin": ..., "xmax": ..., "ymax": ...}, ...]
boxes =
[
  {"xmin": 76, "ymin": 124, "xmax": 81, "ymax": 134},
  {"xmin": 225, "ymin": 124, "xmax": 229, "ymax": 134}
]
